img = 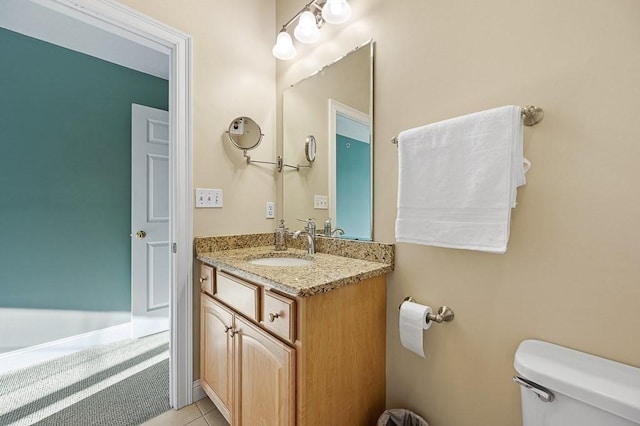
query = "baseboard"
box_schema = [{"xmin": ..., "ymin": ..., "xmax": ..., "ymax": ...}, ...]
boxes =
[
  {"xmin": 0, "ymin": 322, "xmax": 132, "ymax": 374},
  {"xmin": 192, "ymin": 379, "xmax": 206, "ymax": 402}
]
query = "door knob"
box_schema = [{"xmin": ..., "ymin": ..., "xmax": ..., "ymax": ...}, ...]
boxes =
[{"xmin": 135, "ymin": 230, "xmax": 147, "ymax": 239}]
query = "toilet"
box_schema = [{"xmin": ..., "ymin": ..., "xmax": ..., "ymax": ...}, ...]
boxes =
[{"xmin": 514, "ymin": 339, "xmax": 640, "ymax": 426}]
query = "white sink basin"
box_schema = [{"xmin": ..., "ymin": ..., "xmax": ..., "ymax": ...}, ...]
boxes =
[{"xmin": 248, "ymin": 257, "xmax": 313, "ymax": 267}]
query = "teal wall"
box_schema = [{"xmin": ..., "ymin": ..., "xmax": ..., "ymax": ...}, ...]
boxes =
[
  {"xmin": 336, "ymin": 135, "xmax": 371, "ymax": 240},
  {"xmin": 0, "ymin": 29, "xmax": 168, "ymax": 312}
]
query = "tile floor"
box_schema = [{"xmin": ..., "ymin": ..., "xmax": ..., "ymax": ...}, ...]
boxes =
[{"xmin": 142, "ymin": 396, "xmax": 229, "ymax": 426}]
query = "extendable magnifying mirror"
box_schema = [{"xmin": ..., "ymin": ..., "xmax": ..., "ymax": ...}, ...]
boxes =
[
  {"xmin": 226, "ymin": 116, "xmax": 263, "ymax": 151},
  {"xmin": 225, "ymin": 117, "xmax": 284, "ymax": 171},
  {"xmin": 305, "ymin": 135, "xmax": 316, "ymax": 163}
]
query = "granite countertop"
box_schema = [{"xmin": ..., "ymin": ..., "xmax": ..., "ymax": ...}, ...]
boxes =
[{"xmin": 197, "ymin": 246, "xmax": 393, "ymax": 297}]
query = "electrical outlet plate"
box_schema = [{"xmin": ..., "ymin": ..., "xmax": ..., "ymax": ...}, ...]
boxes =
[
  {"xmin": 195, "ymin": 188, "xmax": 223, "ymax": 208},
  {"xmin": 314, "ymin": 195, "xmax": 328, "ymax": 210},
  {"xmin": 266, "ymin": 202, "xmax": 275, "ymax": 219}
]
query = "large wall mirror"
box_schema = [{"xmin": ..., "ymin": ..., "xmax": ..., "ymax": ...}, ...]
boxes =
[{"xmin": 283, "ymin": 40, "xmax": 374, "ymax": 240}]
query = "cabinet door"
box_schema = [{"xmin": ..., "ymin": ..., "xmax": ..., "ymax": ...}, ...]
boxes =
[
  {"xmin": 234, "ymin": 316, "xmax": 295, "ymax": 426},
  {"xmin": 201, "ymin": 294, "xmax": 233, "ymax": 422}
]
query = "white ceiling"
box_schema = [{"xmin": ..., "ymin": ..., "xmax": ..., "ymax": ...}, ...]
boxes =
[{"xmin": 0, "ymin": 0, "xmax": 169, "ymax": 80}]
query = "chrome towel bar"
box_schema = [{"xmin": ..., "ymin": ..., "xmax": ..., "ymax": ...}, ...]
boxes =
[{"xmin": 391, "ymin": 105, "xmax": 544, "ymax": 145}]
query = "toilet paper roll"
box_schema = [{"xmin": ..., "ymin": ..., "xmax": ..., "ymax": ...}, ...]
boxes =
[{"xmin": 399, "ymin": 301, "xmax": 433, "ymax": 358}]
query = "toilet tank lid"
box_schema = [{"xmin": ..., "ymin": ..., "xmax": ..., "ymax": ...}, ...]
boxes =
[{"xmin": 514, "ymin": 340, "xmax": 640, "ymax": 424}]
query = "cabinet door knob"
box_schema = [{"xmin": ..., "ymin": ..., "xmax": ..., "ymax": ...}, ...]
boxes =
[
  {"xmin": 224, "ymin": 325, "xmax": 231, "ymax": 333},
  {"xmin": 229, "ymin": 329, "xmax": 238, "ymax": 337},
  {"xmin": 199, "ymin": 276, "xmax": 208, "ymax": 283},
  {"xmin": 268, "ymin": 312, "xmax": 280, "ymax": 322}
]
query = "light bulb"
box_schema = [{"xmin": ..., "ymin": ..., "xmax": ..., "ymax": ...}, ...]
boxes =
[
  {"xmin": 272, "ymin": 30, "xmax": 296, "ymax": 60},
  {"xmin": 322, "ymin": 0, "xmax": 351, "ymax": 24},
  {"xmin": 294, "ymin": 11, "xmax": 320, "ymax": 44}
]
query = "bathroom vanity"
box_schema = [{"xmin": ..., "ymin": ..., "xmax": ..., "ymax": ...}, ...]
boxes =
[{"xmin": 196, "ymin": 235, "xmax": 393, "ymax": 426}]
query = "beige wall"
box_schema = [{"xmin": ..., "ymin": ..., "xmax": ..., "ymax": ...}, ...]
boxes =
[
  {"xmin": 277, "ymin": 0, "xmax": 640, "ymax": 425},
  {"xmin": 116, "ymin": 1, "xmax": 640, "ymax": 421},
  {"xmin": 120, "ymin": 0, "xmax": 277, "ymax": 238},
  {"xmin": 119, "ymin": 0, "xmax": 277, "ymax": 380}
]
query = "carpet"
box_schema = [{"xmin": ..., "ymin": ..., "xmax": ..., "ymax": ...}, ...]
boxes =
[{"xmin": 0, "ymin": 331, "xmax": 170, "ymax": 426}]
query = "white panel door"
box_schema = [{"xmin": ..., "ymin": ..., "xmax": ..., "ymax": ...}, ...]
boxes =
[{"xmin": 131, "ymin": 103, "xmax": 170, "ymax": 338}]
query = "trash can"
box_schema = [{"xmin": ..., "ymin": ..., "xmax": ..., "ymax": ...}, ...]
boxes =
[{"xmin": 377, "ymin": 408, "xmax": 429, "ymax": 426}]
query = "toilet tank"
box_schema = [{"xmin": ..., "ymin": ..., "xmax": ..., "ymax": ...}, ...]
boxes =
[{"xmin": 514, "ymin": 340, "xmax": 640, "ymax": 426}]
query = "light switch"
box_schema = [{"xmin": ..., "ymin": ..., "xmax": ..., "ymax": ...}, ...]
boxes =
[
  {"xmin": 195, "ymin": 188, "xmax": 223, "ymax": 208},
  {"xmin": 314, "ymin": 195, "xmax": 328, "ymax": 210}
]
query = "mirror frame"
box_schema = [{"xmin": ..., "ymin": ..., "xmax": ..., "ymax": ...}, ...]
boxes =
[
  {"xmin": 282, "ymin": 40, "xmax": 375, "ymax": 240},
  {"xmin": 226, "ymin": 116, "xmax": 263, "ymax": 151},
  {"xmin": 305, "ymin": 135, "xmax": 317, "ymax": 163}
]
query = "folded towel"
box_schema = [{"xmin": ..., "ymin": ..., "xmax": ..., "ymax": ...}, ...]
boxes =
[{"xmin": 395, "ymin": 105, "xmax": 529, "ymax": 254}]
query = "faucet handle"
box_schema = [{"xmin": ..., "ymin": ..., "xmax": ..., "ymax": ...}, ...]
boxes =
[
  {"xmin": 296, "ymin": 218, "xmax": 316, "ymax": 224},
  {"xmin": 296, "ymin": 217, "xmax": 316, "ymax": 231}
]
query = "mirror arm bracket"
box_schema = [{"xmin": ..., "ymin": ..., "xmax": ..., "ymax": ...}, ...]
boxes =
[
  {"xmin": 243, "ymin": 150, "xmax": 284, "ymax": 172},
  {"xmin": 281, "ymin": 162, "xmax": 313, "ymax": 171},
  {"xmin": 282, "ymin": 163, "xmax": 300, "ymax": 171}
]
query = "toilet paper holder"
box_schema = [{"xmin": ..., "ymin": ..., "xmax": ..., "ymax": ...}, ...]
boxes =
[{"xmin": 399, "ymin": 296, "xmax": 455, "ymax": 324}]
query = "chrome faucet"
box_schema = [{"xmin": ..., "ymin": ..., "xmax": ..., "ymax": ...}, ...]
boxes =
[
  {"xmin": 297, "ymin": 218, "xmax": 316, "ymax": 238},
  {"xmin": 293, "ymin": 230, "xmax": 315, "ymax": 255},
  {"xmin": 331, "ymin": 228, "xmax": 345, "ymax": 237},
  {"xmin": 295, "ymin": 218, "xmax": 317, "ymax": 254}
]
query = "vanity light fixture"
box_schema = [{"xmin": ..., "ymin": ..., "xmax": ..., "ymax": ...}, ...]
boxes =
[
  {"xmin": 322, "ymin": 0, "xmax": 352, "ymax": 24},
  {"xmin": 294, "ymin": 10, "xmax": 321, "ymax": 44},
  {"xmin": 272, "ymin": 30, "xmax": 297, "ymax": 60},
  {"xmin": 272, "ymin": 0, "xmax": 352, "ymax": 60}
]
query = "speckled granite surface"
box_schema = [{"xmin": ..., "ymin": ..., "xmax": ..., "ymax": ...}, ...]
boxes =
[
  {"xmin": 314, "ymin": 236, "xmax": 394, "ymax": 264},
  {"xmin": 197, "ymin": 246, "xmax": 393, "ymax": 297},
  {"xmin": 195, "ymin": 233, "xmax": 394, "ymax": 264},
  {"xmin": 194, "ymin": 234, "xmax": 394, "ymax": 297},
  {"xmin": 194, "ymin": 233, "xmax": 273, "ymax": 254}
]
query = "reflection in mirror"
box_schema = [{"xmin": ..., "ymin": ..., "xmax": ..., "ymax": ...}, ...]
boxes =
[
  {"xmin": 305, "ymin": 135, "xmax": 316, "ymax": 163},
  {"xmin": 283, "ymin": 40, "xmax": 373, "ymax": 240},
  {"xmin": 226, "ymin": 116, "xmax": 263, "ymax": 150}
]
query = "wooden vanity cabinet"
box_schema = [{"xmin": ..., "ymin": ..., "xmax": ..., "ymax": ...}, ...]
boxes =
[
  {"xmin": 201, "ymin": 294, "xmax": 295, "ymax": 425},
  {"xmin": 294, "ymin": 273, "xmax": 386, "ymax": 426},
  {"xmin": 199, "ymin": 264, "xmax": 386, "ymax": 426},
  {"xmin": 234, "ymin": 315, "xmax": 295, "ymax": 425},
  {"xmin": 200, "ymin": 294, "xmax": 233, "ymax": 420}
]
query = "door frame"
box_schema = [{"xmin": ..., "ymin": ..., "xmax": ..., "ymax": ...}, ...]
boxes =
[{"xmin": 42, "ymin": 0, "xmax": 193, "ymax": 408}]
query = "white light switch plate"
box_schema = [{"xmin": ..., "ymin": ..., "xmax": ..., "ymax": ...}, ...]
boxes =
[
  {"xmin": 314, "ymin": 195, "xmax": 328, "ymax": 210},
  {"xmin": 195, "ymin": 188, "xmax": 223, "ymax": 208}
]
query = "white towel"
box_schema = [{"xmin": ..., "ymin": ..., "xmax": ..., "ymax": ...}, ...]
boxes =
[{"xmin": 395, "ymin": 105, "xmax": 529, "ymax": 254}]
